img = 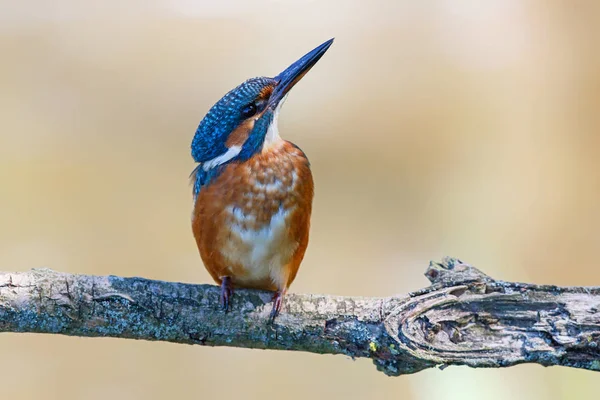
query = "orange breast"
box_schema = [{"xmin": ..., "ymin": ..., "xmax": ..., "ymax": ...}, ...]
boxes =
[{"xmin": 192, "ymin": 140, "xmax": 313, "ymax": 292}]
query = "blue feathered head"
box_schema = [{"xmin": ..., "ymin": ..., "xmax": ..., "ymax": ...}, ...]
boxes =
[{"xmin": 190, "ymin": 38, "xmax": 334, "ymax": 195}]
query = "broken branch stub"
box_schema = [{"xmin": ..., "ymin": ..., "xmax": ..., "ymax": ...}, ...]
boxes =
[{"xmin": 377, "ymin": 257, "xmax": 600, "ymax": 375}]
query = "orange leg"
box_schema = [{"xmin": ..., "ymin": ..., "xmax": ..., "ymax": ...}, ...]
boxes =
[
  {"xmin": 269, "ymin": 289, "xmax": 286, "ymax": 322},
  {"xmin": 220, "ymin": 276, "xmax": 234, "ymax": 312}
]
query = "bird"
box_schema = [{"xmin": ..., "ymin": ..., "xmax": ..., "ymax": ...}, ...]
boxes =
[{"xmin": 190, "ymin": 39, "xmax": 334, "ymax": 321}]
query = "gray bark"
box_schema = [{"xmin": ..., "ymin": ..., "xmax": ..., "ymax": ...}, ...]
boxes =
[{"xmin": 0, "ymin": 257, "xmax": 599, "ymax": 376}]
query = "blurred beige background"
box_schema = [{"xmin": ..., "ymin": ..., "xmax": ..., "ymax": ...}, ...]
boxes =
[{"xmin": 1, "ymin": 0, "xmax": 600, "ymax": 399}]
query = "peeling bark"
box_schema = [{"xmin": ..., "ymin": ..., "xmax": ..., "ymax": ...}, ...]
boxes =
[{"xmin": 0, "ymin": 257, "xmax": 599, "ymax": 376}]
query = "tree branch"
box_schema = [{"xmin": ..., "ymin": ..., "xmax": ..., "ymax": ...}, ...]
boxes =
[{"xmin": 0, "ymin": 257, "xmax": 599, "ymax": 375}]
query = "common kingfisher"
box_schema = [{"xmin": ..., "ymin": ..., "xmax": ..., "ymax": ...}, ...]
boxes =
[{"xmin": 190, "ymin": 39, "xmax": 334, "ymax": 320}]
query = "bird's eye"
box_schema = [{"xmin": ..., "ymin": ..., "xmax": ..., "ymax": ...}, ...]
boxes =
[{"xmin": 241, "ymin": 103, "xmax": 258, "ymax": 119}]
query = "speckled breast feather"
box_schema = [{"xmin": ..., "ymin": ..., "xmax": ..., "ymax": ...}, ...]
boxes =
[{"xmin": 191, "ymin": 139, "xmax": 313, "ymax": 292}]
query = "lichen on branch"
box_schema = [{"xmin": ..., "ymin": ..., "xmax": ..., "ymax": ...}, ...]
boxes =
[{"xmin": 0, "ymin": 257, "xmax": 599, "ymax": 376}]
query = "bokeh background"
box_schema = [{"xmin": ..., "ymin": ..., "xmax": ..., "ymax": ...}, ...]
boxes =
[{"xmin": 1, "ymin": 0, "xmax": 599, "ymax": 399}]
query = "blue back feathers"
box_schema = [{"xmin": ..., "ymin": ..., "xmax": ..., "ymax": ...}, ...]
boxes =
[{"xmin": 190, "ymin": 164, "xmax": 222, "ymax": 197}]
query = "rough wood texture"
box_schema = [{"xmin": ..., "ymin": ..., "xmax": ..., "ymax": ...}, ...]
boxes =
[{"xmin": 0, "ymin": 257, "xmax": 599, "ymax": 375}]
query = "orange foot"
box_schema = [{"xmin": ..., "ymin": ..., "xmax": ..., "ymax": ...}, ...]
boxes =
[
  {"xmin": 220, "ymin": 276, "xmax": 233, "ymax": 312},
  {"xmin": 269, "ymin": 290, "xmax": 286, "ymax": 322}
]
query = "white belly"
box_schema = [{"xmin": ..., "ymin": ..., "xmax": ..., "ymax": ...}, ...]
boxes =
[{"xmin": 221, "ymin": 205, "xmax": 298, "ymax": 289}]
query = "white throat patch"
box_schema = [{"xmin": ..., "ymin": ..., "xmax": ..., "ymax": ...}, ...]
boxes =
[{"xmin": 263, "ymin": 94, "xmax": 288, "ymax": 148}]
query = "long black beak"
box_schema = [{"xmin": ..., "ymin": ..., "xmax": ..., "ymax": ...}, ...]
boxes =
[{"xmin": 270, "ymin": 38, "xmax": 334, "ymax": 108}]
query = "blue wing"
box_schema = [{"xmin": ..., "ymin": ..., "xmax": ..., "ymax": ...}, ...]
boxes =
[{"xmin": 189, "ymin": 164, "xmax": 224, "ymax": 198}]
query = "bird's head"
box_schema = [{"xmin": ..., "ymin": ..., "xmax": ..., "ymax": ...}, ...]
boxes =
[{"xmin": 191, "ymin": 38, "xmax": 333, "ymax": 189}]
